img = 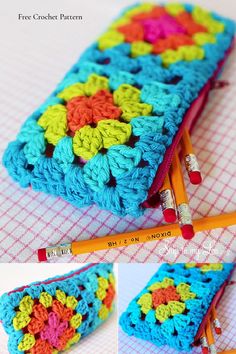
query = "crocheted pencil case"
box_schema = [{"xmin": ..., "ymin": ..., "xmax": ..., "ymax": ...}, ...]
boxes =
[
  {"xmin": 3, "ymin": 3, "xmax": 235, "ymax": 217},
  {"xmin": 120, "ymin": 263, "xmax": 234, "ymax": 352},
  {"xmin": 0, "ymin": 263, "xmax": 115, "ymax": 354}
]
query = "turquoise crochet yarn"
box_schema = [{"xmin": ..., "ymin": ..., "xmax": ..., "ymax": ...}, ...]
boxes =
[
  {"xmin": 2, "ymin": 3, "xmax": 235, "ymax": 216},
  {"xmin": 0, "ymin": 263, "xmax": 115, "ymax": 354},
  {"xmin": 119, "ymin": 263, "xmax": 234, "ymax": 351}
]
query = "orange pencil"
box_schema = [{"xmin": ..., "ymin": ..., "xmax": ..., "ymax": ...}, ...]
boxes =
[
  {"xmin": 205, "ymin": 319, "xmax": 217, "ymax": 354},
  {"xmin": 170, "ymin": 152, "xmax": 194, "ymax": 239},
  {"xmin": 181, "ymin": 128, "xmax": 202, "ymax": 185},
  {"xmin": 200, "ymin": 329, "xmax": 209, "ymax": 354},
  {"xmin": 159, "ymin": 173, "xmax": 177, "ymax": 223},
  {"xmin": 212, "ymin": 306, "xmax": 222, "ymax": 335}
]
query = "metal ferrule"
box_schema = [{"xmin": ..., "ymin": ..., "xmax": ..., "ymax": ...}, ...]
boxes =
[
  {"xmin": 46, "ymin": 243, "xmax": 72, "ymax": 259},
  {"xmin": 200, "ymin": 337, "xmax": 208, "ymax": 348},
  {"xmin": 209, "ymin": 344, "xmax": 217, "ymax": 354},
  {"xmin": 213, "ymin": 318, "xmax": 221, "ymax": 329},
  {"xmin": 177, "ymin": 203, "xmax": 192, "ymax": 226},
  {"xmin": 185, "ymin": 153, "xmax": 200, "ymax": 173},
  {"xmin": 160, "ymin": 189, "xmax": 175, "ymax": 211}
]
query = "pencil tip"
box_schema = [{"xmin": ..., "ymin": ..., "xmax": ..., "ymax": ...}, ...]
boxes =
[
  {"xmin": 163, "ymin": 209, "xmax": 176, "ymax": 223},
  {"xmin": 189, "ymin": 171, "xmax": 202, "ymax": 184},
  {"xmin": 215, "ymin": 327, "xmax": 222, "ymax": 335},
  {"xmin": 38, "ymin": 248, "xmax": 47, "ymax": 262},
  {"xmin": 181, "ymin": 224, "xmax": 195, "ymax": 239}
]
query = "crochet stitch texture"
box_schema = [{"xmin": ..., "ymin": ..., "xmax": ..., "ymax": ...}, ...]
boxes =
[
  {"xmin": 119, "ymin": 263, "xmax": 234, "ymax": 351},
  {"xmin": 3, "ymin": 3, "xmax": 235, "ymax": 216},
  {"xmin": 0, "ymin": 263, "xmax": 115, "ymax": 354}
]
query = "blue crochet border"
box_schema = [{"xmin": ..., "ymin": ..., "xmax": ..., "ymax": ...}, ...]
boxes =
[
  {"xmin": 119, "ymin": 263, "xmax": 234, "ymax": 351},
  {"xmin": 0, "ymin": 263, "xmax": 114, "ymax": 354},
  {"xmin": 2, "ymin": 4, "xmax": 235, "ymax": 216}
]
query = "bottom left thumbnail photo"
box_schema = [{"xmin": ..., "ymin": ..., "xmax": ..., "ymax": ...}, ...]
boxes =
[{"xmin": 0, "ymin": 263, "xmax": 117, "ymax": 354}]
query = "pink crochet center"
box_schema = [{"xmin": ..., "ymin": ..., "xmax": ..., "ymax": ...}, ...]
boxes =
[
  {"xmin": 40, "ymin": 312, "xmax": 68, "ymax": 348},
  {"xmin": 142, "ymin": 15, "xmax": 186, "ymax": 44}
]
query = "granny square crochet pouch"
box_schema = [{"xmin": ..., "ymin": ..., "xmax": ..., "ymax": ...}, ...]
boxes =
[
  {"xmin": 120, "ymin": 263, "xmax": 234, "ymax": 352},
  {"xmin": 3, "ymin": 3, "xmax": 235, "ymax": 217},
  {"xmin": 0, "ymin": 263, "xmax": 115, "ymax": 354}
]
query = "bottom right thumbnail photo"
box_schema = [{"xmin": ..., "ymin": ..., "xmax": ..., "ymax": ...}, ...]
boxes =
[{"xmin": 118, "ymin": 263, "xmax": 236, "ymax": 354}]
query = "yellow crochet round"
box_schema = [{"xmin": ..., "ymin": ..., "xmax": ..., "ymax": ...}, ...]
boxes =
[
  {"xmin": 56, "ymin": 289, "xmax": 67, "ymax": 305},
  {"xmin": 18, "ymin": 334, "xmax": 36, "ymax": 351},
  {"xmin": 73, "ymin": 125, "xmax": 103, "ymax": 160},
  {"xmin": 65, "ymin": 333, "xmax": 81, "ymax": 350},
  {"xmin": 58, "ymin": 74, "xmax": 109, "ymax": 102},
  {"xmin": 165, "ymin": 3, "xmax": 185, "ymax": 16},
  {"xmin": 98, "ymin": 277, "xmax": 109, "ymax": 290},
  {"xmin": 19, "ymin": 296, "xmax": 34, "ymax": 315},
  {"xmin": 148, "ymin": 277, "xmax": 174, "ymax": 291},
  {"xmin": 113, "ymin": 84, "xmax": 140, "ymax": 106},
  {"xmin": 98, "ymin": 30, "xmax": 125, "ymax": 51},
  {"xmin": 39, "ymin": 292, "xmax": 53, "ymax": 308},
  {"xmin": 70, "ymin": 313, "xmax": 82, "ymax": 329},
  {"xmin": 131, "ymin": 41, "xmax": 153, "ymax": 58},
  {"xmin": 109, "ymin": 273, "xmax": 115, "ymax": 287},
  {"xmin": 96, "ymin": 287, "xmax": 107, "ymax": 301},
  {"xmin": 37, "ymin": 104, "xmax": 67, "ymax": 145},
  {"xmin": 13, "ymin": 312, "xmax": 31, "ymax": 330},
  {"xmin": 66, "ymin": 296, "xmax": 78, "ymax": 310},
  {"xmin": 137, "ymin": 293, "xmax": 152, "ymax": 314},
  {"xmin": 73, "ymin": 120, "xmax": 132, "ymax": 160},
  {"xmin": 98, "ymin": 304, "xmax": 109, "ymax": 320}
]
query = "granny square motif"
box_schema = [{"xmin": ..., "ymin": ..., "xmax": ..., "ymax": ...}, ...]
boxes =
[
  {"xmin": 3, "ymin": 3, "xmax": 235, "ymax": 216},
  {"xmin": 0, "ymin": 263, "xmax": 115, "ymax": 354},
  {"xmin": 120, "ymin": 263, "xmax": 234, "ymax": 351}
]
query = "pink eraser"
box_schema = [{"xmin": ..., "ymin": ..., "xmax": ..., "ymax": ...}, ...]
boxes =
[
  {"xmin": 38, "ymin": 248, "xmax": 47, "ymax": 262},
  {"xmin": 181, "ymin": 224, "xmax": 195, "ymax": 239},
  {"xmin": 215, "ymin": 327, "xmax": 222, "ymax": 335},
  {"xmin": 189, "ymin": 171, "xmax": 202, "ymax": 185},
  {"xmin": 163, "ymin": 208, "xmax": 177, "ymax": 223}
]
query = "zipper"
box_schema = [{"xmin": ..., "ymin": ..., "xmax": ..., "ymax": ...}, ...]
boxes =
[
  {"xmin": 143, "ymin": 40, "xmax": 234, "ymax": 208},
  {"xmin": 8, "ymin": 263, "xmax": 97, "ymax": 295},
  {"xmin": 193, "ymin": 281, "xmax": 227, "ymax": 345},
  {"xmin": 193, "ymin": 265, "xmax": 235, "ymax": 346}
]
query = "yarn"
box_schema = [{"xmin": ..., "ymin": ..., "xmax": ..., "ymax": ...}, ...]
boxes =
[
  {"xmin": 120, "ymin": 263, "xmax": 234, "ymax": 351},
  {"xmin": 3, "ymin": 3, "xmax": 235, "ymax": 216},
  {"xmin": 0, "ymin": 264, "xmax": 115, "ymax": 354}
]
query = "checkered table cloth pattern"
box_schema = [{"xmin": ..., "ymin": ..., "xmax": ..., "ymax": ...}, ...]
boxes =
[
  {"xmin": 0, "ymin": 1, "xmax": 236, "ymax": 263},
  {"xmin": 118, "ymin": 264, "xmax": 236, "ymax": 354}
]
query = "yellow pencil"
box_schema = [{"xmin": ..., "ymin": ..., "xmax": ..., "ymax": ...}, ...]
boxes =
[
  {"xmin": 206, "ymin": 319, "xmax": 217, "ymax": 354},
  {"xmin": 170, "ymin": 152, "xmax": 194, "ymax": 239},
  {"xmin": 200, "ymin": 329, "xmax": 209, "ymax": 354},
  {"xmin": 181, "ymin": 128, "xmax": 202, "ymax": 185},
  {"xmin": 212, "ymin": 306, "xmax": 222, "ymax": 335},
  {"xmin": 38, "ymin": 211, "xmax": 236, "ymax": 261},
  {"xmin": 159, "ymin": 173, "xmax": 177, "ymax": 223}
]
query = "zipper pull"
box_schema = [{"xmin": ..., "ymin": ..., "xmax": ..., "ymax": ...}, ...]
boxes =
[{"xmin": 211, "ymin": 80, "xmax": 230, "ymax": 89}]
